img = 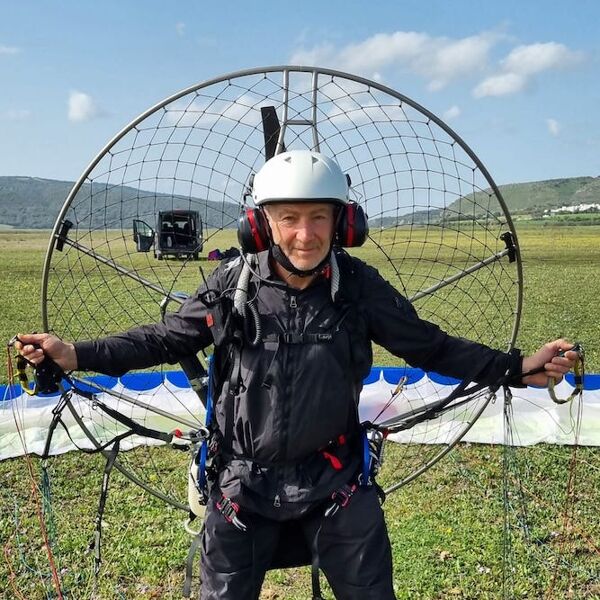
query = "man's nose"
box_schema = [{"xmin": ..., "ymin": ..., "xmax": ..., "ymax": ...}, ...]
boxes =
[{"xmin": 296, "ymin": 220, "xmax": 315, "ymax": 241}]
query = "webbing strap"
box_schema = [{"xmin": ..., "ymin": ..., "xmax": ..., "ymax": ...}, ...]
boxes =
[
  {"xmin": 223, "ymin": 340, "xmax": 242, "ymax": 452},
  {"xmin": 198, "ymin": 357, "xmax": 214, "ymax": 494},
  {"xmin": 183, "ymin": 531, "xmax": 204, "ymax": 597},
  {"xmin": 90, "ymin": 440, "xmax": 120, "ymax": 575},
  {"xmin": 310, "ymin": 521, "xmax": 325, "ymax": 600},
  {"xmin": 262, "ymin": 332, "xmax": 333, "ymax": 344},
  {"xmin": 92, "ymin": 399, "xmax": 173, "ymax": 444},
  {"xmin": 361, "ymin": 430, "xmax": 370, "ymax": 486},
  {"xmin": 41, "ymin": 391, "xmax": 72, "ymax": 460}
]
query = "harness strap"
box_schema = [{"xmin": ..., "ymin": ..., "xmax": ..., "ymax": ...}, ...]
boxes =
[
  {"xmin": 262, "ymin": 332, "xmax": 334, "ymax": 344},
  {"xmin": 311, "ymin": 480, "xmax": 360, "ymax": 599},
  {"xmin": 90, "ymin": 439, "xmax": 120, "ymax": 575},
  {"xmin": 223, "ymin": 338, "xmax": 243, "ymax": 452},
  {"xmin": 92, "ymin": 398, "xmax": 175, "ymax": 445},
  {"xmin": 183, "ymin": 531, "xmax": 204, "ymax": 598},
  {"xmin": 311, "ymin": 521, "xmax": 325, "ymax": 600},
  {"xmin": 197, "ymin": 357, "xmax": 215, "ymax": 498}
]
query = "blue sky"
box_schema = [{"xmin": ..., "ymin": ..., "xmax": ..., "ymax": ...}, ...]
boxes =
[{"xmin": 1, "ymin": 0, "xmax": 598, "ymax": 185}]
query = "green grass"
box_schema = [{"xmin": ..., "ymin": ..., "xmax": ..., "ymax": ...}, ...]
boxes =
[{"xmin": 1, "ymin": 226, "xmax": 599, "ymax": 599}]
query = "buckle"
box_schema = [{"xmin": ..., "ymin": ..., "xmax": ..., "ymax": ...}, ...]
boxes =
[
  {"xmin": 216, "ymin": 494, "xmax": 247, "ymax": 531},
  {"xmin": 324, "ymin": 483, "xmax": 357, "ymax": 518},
  {"xmin": 282, "ymin": 333, "xmax": 302, "ymax": 344}
]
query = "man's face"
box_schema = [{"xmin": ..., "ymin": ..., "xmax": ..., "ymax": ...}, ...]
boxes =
[{"xmin": 264, "ymin": 202, "xmax": 336, "ymax": 272}]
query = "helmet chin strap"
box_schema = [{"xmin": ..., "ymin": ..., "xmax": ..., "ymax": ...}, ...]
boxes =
[{"xmin": 270, "ymin": 244, "xmax": 332, "ymax": 278}]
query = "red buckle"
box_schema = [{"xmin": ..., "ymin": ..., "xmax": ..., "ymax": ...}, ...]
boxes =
[
  {"xmin": 325, "ymin": 483, "xmax": 357, "ymax": 517},
  {"xmin": 216, "ymin": 495, "xmax": 240, "ymax": 522},
  {"xmin": 216, "ymin": 494, "xmax": 247, "ymax": 531},
  {"xmin": 331, "ymin": 483, "xmax": 356, "ymax": 508}
]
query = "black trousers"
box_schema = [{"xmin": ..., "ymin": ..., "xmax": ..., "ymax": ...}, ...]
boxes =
[{"xmin": 199, "ymin": 486, "xmax": 396, "ymax": 600}]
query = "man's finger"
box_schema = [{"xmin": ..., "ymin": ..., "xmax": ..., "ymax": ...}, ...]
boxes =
[
  {"xmin": 550, "ymin": 356, "xmax": 574, "ymax": 369},
  {"xmin": 547, "ymin": 365, "xmax": 569, "ymax": 377}
]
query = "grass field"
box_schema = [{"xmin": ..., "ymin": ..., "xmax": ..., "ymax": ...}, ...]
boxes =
[{"xmin": 1, "ymin": 225, "xmax": 599, "ymax": 599}]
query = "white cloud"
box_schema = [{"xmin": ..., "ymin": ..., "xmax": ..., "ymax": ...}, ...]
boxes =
[
  {"xmin": 0, "ymin": 45, "xmax": 20, "ymax": 55},
  {"xmin": 326, "ymin": 98, "xmax": 409, "ymax": 127},
  {"xmin": 68, "ymin": 90, "xmax": 101, "ymax": 123},
  {"xmin": 422, "ymin": 33, "xmax": 500, "ymax": 91},
  {"xmin": 291, "ymin": 42, "xmax": 338, "ymax": 67},
  {"xmin": 502, "ymin": 42, "xmax": 583, "ymax": 76},
  {"xmin": 547, "ymin": 118, "xmax": 560, "ymax": 136},
  {"xmin": 4, "ymin": 109, "xmax": 31, "ymax": 121},
  {"xmin": 292, "ymin": 32, "xmax": 584, "ymax": 102},
  {"xmin": 290, "ymin": 30, "xmax": 501, "ymax": 91},
  {"xmin": 165, "ymin": 94, "xmax": 274, "ymax": 128},
  {"xmin": 442, "ymin": 105, "xmax": 461, "ymax": 120},
  {"xmin": 176, "ymin": 22, "xmax": 185, "ymax": 37},
  {"xmin": 473, "ymin": 42, "xmax": 584, "ymax": 98},
  {"xmin": 473, "ymin": 72, "xmax": 526, "ymax": 98}
]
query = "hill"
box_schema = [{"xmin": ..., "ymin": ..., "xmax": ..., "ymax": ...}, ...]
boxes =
[
  {"xmin": 371, "ymin": 176, "xmax": 600, "ymax": 227},
  {"xmin": 1, "ymin": 175, "xmax": 598, "ymax": 229},
  {"xmin": 0, "ymin": 176, "xmax": 240, "ymax": 229},
  {"xmin": 455, "ymin": 176, "xmax": 600, "ymax": 218}
]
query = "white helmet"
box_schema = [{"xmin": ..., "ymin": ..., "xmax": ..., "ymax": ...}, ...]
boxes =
[{"xmin": 252, "ymin": 150, "xmax": 349, "ymax": 206}]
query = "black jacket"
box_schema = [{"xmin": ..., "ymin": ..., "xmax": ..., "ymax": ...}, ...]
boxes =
[{"xmin": 75, "ymin": 249, "xmax": 520, "ymax": 519}]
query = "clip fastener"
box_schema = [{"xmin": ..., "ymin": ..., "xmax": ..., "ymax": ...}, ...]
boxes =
[
  {"xmin": 324, "ymin": 483, "xmax": 357, "ymax": 518},
  {"xmin": 216, "ymin": 495, "xmax": 247, "ymax": 531}
]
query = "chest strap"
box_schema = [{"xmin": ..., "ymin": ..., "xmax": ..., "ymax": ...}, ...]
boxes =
[{"xmin": 262, "ymin": 332, "xmax": 333, "ymax": 344}]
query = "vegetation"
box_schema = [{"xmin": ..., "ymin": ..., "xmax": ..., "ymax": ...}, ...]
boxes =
[
  {"xmin": 0, "ymin": 177, "xmax": 239, "ymax": 230},
  {"xmin": 1, "ymin": 175, "xmax": 599, "ymax": 229},
  {"xmin": 1, "ymin": 225, "xmax": 599, "ymax": 599},
  {"xmin": 449, "ymin": 176, "xmax": 600, "ymax": 220}
]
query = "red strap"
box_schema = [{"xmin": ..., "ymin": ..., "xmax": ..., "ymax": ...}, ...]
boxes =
[{"xmin": 322, "ymin": 450, "xmax": 343, "ymax": 471}]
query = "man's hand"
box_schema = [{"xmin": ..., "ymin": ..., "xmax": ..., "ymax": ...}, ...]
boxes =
[
  {"xmin": 521, "ymin": 339, "xmax": 580, "ymax": 387},
  {"xmin": 14, "ymin": 333, "xmax": 78, "ymax": 372}
]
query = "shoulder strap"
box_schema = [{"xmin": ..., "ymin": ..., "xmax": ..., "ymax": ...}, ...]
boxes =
[{"xmin": 332, "ymin": 249, "xmax": 362, "ymax": 307}]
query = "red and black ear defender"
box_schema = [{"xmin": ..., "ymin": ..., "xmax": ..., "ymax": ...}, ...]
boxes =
[
  {"xmin": 237, "ymin": 207, "xmax": 271, "ymax": 254},
  {"xmin": 336, "ymin": 202, "xmax": 368, "ymax": 247}
]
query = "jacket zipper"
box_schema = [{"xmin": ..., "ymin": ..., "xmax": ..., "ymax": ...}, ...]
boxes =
[{"xmin": 274, "ymin": 291, "xmax": 298, "ymax": 508}]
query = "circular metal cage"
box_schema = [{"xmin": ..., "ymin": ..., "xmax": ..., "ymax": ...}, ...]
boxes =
[{"xmin": 41, "ymin": 66, "xmax": 522, "ymax": 507}]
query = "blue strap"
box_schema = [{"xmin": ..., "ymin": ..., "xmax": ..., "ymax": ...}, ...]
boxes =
[
  {"xmin": 198, "ymin": 356, "xmax": 213, "ymax": 491},
  {"xmin": 361, "ymin": 429, "xmax": 370, "ymax": 487}
]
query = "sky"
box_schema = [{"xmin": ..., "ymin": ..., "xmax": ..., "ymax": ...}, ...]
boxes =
[{"xmin": 1, "ymin": 0, "xmax": 598, "ymax": 186}]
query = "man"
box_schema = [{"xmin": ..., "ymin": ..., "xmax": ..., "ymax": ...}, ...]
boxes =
[{"xmin": 17, "ymin": 150, "xmax": 578, "ymax": 600}]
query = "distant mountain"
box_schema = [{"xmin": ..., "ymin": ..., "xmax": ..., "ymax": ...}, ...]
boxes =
[
  {"xmin": 371, "ymin": 176, "xmax": 600, "ymax": 227},
  {"xmin": 1, "ymin": 175, "xmax": 598, "ymax": 230},
  {"xmin": 453, "ymin": 176, "xmax": 600, "ymax": 217},
  {"xmin": 0, "ymin": 176, "xmax": 240, "ymax": 229}
]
